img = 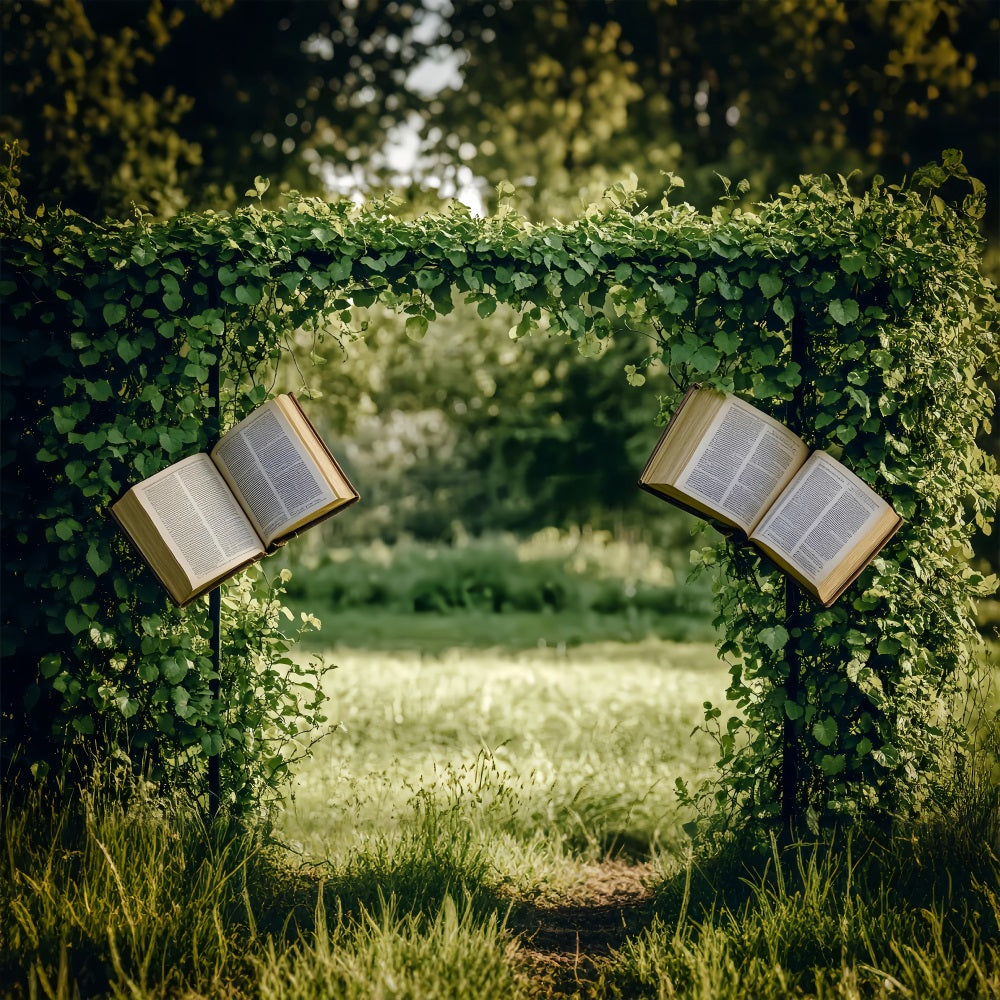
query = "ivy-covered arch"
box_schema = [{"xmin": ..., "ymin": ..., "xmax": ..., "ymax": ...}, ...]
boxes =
[{"xmin": 2, "ymin": 148, "xmax": 996, "ymax": 830}]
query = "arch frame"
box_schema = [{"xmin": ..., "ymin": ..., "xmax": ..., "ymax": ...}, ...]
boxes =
[{"xmin": 2, "ymin": 156, "xmax": 996, "ymax": 829}]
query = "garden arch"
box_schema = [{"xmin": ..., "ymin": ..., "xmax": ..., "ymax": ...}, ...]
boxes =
[{"xmin": 2, "ymin": 153, "xmax": 996, "ymax": 831}]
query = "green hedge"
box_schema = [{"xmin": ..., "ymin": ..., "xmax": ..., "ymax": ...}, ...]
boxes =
[{"xmin": 1, "ymin": 145, "xmax": 996, "ymax": 828}]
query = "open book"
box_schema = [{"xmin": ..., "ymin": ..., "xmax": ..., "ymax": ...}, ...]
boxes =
[
  {"xmin": 638, "ymin": 386, "xmax": 902, "ymax": 607},
  {"xmin": 111, "ymin": 394, "xmax": 359, "ymax": 606}
]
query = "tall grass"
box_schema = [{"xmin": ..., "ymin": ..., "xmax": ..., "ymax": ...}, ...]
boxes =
[
  {"xmin": 601, "ymin": 716, "xmax": 1000, "ymax": 1000},
  {"xmin": 257, "ymin": 893, "xmax": 528, "ymax": 1000},
  {"xmin": 1, "ymin": 769, "xmax": 522, "ymax": 999},
  {"xmin": 604, "ymin": 827, "xmax": 999, "ymax": 999},
  {"xmin": 2, "ymin": 778, "xmax": 273, "ymax": 997}
]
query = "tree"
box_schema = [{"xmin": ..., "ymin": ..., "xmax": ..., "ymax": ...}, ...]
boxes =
[
  {"xmin": 429, "ymin": 1, "xmax": 998, "ymax": 224},
  {"xmin": 6, "ymin": 1, "xmax": 996, "ymax": 230},
  {"xmin": 1, "ymin": 0, "xmax": 443, "ymax": 218}
]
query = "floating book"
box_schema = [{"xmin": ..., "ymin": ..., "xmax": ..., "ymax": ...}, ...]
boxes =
[
  {"xmin": 111, "ymin": 394, "xmax": 359, "ymax": 606},
  {"xmin": 638, "ymin": 386, "xmax": 902, "ymax": 607}
]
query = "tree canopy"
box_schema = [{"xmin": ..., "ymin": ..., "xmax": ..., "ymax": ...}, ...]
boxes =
[{"xmin": 3, "ymin": 0, "xmax": 997, "ymax": 231}]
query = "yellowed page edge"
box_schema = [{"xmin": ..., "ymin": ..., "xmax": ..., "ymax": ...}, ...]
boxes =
[
  {"xmin": 111, "ymin": 490, "xmax": 193, "ymax": 605},
  {"xmin": 640, "ymin": 386, "xmax": 726, "ymax": 488},
  {"xmin": 273, "ymin": 394, "xmax": 354, "ymax": 497}
]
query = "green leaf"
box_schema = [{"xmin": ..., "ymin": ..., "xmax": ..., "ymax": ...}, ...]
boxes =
[
  {"xmin": 116, "ymin": 694, "xmax": 139, "ymax": 720},
  {"xmin": 161, "ymin": 657, "xmax": 189, "ymax": 684},
  {"xmin": 64, "ymin": 608, "xmax": 91, "ymax": 635},
  {"xmin": 714, "ymin": 328, "xmax": 741, "ymax": 354},
  {"xmin": 84, "ymin": 379, "xmax": 113, "ymax": 401},
  {"xmin": 329, "ymin": 258, "xmax": 352, "ymax": 282},
  {"xmin": 103, "ymin": 302, "xmax": 127, "ymax": 327},
  {"xmin": 820, "ymin": 754, "xmax": 846, "ymax": 776},
  {"xmin": 235, "ymin": 284, "xmax": 262, "ymax": 306},
  {"xmin": 117, "ymin": 338, "xmax": 142, "ymax": 363},
  {"xmin": 757, "ymin": 273, "xmax": 782, "ymax": 298},
  {"xmin": 416, "ymin": 269, "xmax": 444, "ymax": 290},
  {"xmin": 624, "ymin": 364, "xmax": 646, "ymax": 387},
  {"xmin": 405, "ymin": 315, "xmax": 429, "ymax": 341},
  {"xmin": 218, "ymin": 264, "xmax": 239, "ymax": 286},
  {"xmin": 158, "ymin": 429, "xmax": 184, "ymax": 454},
  {"xmin": 773, "ymin": 296, "xmax": 795, "ymax": 324},
  {"xmin": 812, "ymin": 717, "xmax": 838, "ymax": 747},
  {"xmin": 55, "ymin": 519, "xmax": 81, "ymax": 541},
  {"xmin": 39, "ymin": 654, "xmax": 62, "ymax": 679},
  {"xmin": 828, "ymin": 298, "xmax": 860, "ymax": 325},
  {"xmin": 81, "ymin": 430, "xmax": 106, "ymax": 451},
  {"xmin": 670, "ymin": 339, "xmax": 695, "ymax": 365},
  {"xmin": 86, "ymin": 543, "xmax": 112, "ymax": 576},
  {"xmin": 784, "ymin": 699, "xmax": 804, "ymax": 720},
  {"xmin": 759, "ymin": 625, "xmax": 789, "ymax": 653},
  {"xmin": 172, "ymin": 686, "xmax": 191, "ymax": 718},
  {"xmin": 689, "ymin": 345, "xmax": 721, "ymax": 373},
  {"xmin": 840, "ymin": 250, "xmax": 867, "ymax": 274}
]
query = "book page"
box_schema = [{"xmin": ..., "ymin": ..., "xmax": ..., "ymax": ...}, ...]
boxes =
[
  {"xmin": 751, "ymin": 451, "xmax": 887, "ymax": 586},
  {"xmin": 131, "ymin": 453, "xmax": 263, "ymax": 587},
  {"xmin": 211, "ymin": 400, "xmax": 337, "ymax": 546},
  {"xmin": 676, "ymin": 397, "xmax": 808, "ymax": 533}
]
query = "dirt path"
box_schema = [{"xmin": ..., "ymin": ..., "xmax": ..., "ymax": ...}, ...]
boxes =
[{"xmin": 516, "ymin": 861, "xmax": 655, "ymax": 997}]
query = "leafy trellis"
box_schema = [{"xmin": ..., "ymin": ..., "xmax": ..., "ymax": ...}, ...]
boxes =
[{"xmin": 1, "ymin": 146, "xmax": 996, "ymax": 829}]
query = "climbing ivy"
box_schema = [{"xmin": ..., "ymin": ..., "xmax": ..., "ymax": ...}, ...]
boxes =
[{"xmin": 1, "ymin": 142, "xmax": 996, "ymax": 828}]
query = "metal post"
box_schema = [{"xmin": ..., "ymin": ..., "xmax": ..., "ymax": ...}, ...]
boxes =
[
  {"xmin": 207, "ymin": 360, "xmax": 222, "ymax": 820},
  {"xmin": 781, "ymin": 575, "xmax": 802, "ymax": 829},
  {"xmin": 780, "ymin": 317, "xmax": 808, "ymax": 831}
]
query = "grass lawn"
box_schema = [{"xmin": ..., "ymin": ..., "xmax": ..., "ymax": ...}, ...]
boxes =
[
  {"xmin": 279, "ymin": 632, "xmax": 727, "ymax": 886},
  {"xmin": 3, "ymin": 612, "xmax": 998, "ymax": 999}
]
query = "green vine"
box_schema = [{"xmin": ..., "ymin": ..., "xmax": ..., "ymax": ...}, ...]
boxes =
[{"xmin": 2, "ymin": 141, "xmax": 996, "ymax": 828}]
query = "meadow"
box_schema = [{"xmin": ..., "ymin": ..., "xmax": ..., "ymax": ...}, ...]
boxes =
[{"xmin": 3, "ymin": 535, "xmax": 999, "ymax": 998}]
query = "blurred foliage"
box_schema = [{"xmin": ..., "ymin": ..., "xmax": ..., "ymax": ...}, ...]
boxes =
[
  {"xmin": 436, "ymin": 0, "xmax": 999, "ymax": 224},
  {"xmin": 278, "ymin": 528, "xmax": 711, "ymax": 619},
  {"xmin": 281, "ymin": 302, "xmax": 688, "ymax": 545},
  {"xmin": 3, "ymin": 0, "xmax": 996, "ymax": 230},
  {"xmin": 1, "ymin": 0, "xmax": 442, "ymax": 217}
]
